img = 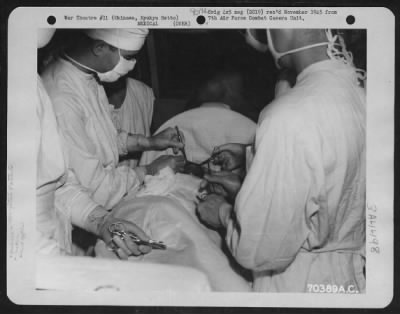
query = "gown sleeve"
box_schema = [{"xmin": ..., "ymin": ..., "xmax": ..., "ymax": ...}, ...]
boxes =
[
  {"xmin": 55, "ymin": 169, "xmax": 101, "ymax": 231},
  {"xmin": 145, "ymin": 86, "xmax": 155, "ymax": 132},
  {"xmin": 115, "ymin": 80, "xmax": 155, "ymax": 153},
  {"xmin": 226, "ymin": 106, "xmax": 328, "ymax": 272},
  {"xmin": 53, "ymin": 93, "xmax": 142, "ymax": 209}
]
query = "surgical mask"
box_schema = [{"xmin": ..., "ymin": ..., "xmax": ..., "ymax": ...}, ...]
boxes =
[
  {"xmin": 64, "ymin": 49, "xmax": 136, "ymax": 82},
  {"xmin": 266, "ymin": 29, "xmax": 333, "ymax": 69},
  {"xmin": 97, "ymin": 49, "xmax": 136, "ymax": 82},
  {"xmin": 244, "ymin": 29, "xmax": 268, "ymax": 53}
]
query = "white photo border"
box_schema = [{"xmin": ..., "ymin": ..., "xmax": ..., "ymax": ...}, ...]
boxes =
[{"xmin": 7, "ymin": 6, "xmax": 395, "ymax": 308}]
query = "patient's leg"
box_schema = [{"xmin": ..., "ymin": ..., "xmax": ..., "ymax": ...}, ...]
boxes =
[{"xmin": 95, "ymin": 195, "xmax": 250, "ymax": 292}]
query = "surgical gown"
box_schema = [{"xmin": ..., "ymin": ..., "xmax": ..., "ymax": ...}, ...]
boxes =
[
  {"xmin": 37, "ymin": 76, "xmax": 98, "ymax": 254},
  {"xmin": 227, "ymin": 60, "xmax": 366, "ymax": 292},
  {"xmin": 41, "ymin": 58, "xmax": 145, "ymax": 210},
  {"xmin": 108, "ymin": 78, "xmax": 154, "ymax": 168}
]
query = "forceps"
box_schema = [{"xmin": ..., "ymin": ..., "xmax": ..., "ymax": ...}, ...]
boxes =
[
  {"xmin": 175, "ymin": 126, "xmax": 188, "ymax": 161},
  {"xmin": 108, "ymin": 222, "xmax": 167, "ymax": 250}
]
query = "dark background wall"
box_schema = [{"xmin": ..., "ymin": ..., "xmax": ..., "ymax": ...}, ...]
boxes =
[{"xmin": 38, "ymin": 29, "xmax": 366, "ymax": 132}]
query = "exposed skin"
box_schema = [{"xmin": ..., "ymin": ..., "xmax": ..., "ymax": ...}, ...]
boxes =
[
  {"xmin": 67, "ymin": 38, "xmax": 138, "ymax": 73},
  {"xmin": 270, "ymin": 29, "xmax": 330, "ymax": 75}
]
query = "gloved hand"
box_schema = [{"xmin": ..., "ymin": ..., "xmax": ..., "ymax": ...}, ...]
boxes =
[
  {"xmin": 146, "ymin": 155, "xmax": 185, "ymax": 175},
  {"xmin": 197, "ymin": 193, "xmax": 232, "ymax": 229},
  {"xmin": 98, "ymin": 216, "xmax": 152, "ymax": 260},
  {"xmin": 201, "ymin": 171, "xmax": 243, "ymax": 203},
  {"xmin": 149, "ymin": 127, "xmax": 185, "ymax": 154},
  {"xmin": 211, "ymin": 143, "xmax": 247, "ymax": 171}
]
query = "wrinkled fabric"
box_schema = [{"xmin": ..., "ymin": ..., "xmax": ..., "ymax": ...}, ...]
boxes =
[
  {"xmin": 95, "ymin": 194, "xmax": 251, "ymax": 292},
  {"xmin": 135, "ymin": 167, "xmax": 203, "ymax": 216},
  {"xmin": 109, "ymin": 78, "xmax": 154, "ymax": 168},
  {"xmin": 36, "ymin": 76, "xmax": 98, "ymax": 255},
  {"xmin": 140, "ymin": 107, "xmax": 256, "ymax": 165},
  {"xmin": 227, "ymin": 60, "xmax": 366, "ymax": 292},
  {"xmin": 41, "ymin": 58, "xmax": 143, "ymax": 210}
]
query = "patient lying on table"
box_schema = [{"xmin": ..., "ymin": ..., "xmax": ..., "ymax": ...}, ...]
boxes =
[
  {"xmin": 95, "ymin": 167, "xmax": 250, "ymax": 292},
  {"xmin": 95, "ymin": 107, "xmax": 256, "ymax": 292}
]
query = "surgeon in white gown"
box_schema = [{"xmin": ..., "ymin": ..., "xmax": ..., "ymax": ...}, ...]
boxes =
[
  {"xmin": 36, "ymin": 29, "xmax": 213, "ymax": 292},
  {"xmin": 198, "ymin": 29, "xmax": 366, "ymax": 292},
  {"xmin": 36, "ymin": 28, "xmax": 167, "ymax": 258},
  {"xmin": 40, "ymin": 29, "xmax": 250, "ymax": 291},
  {"xmin": 41, "ymin": 28, "xmax": 185, "ymax": 213}
]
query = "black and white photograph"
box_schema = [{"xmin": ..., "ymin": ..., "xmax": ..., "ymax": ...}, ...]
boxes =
[{"xmin": 6, "ymin": 6, "xmax": 394, "ymax": 308}]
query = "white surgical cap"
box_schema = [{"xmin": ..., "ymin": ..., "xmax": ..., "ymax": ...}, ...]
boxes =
[
  {"xmin": 84, "ymin": 28, "xmax": 149, "ymax": 51},
  {"xmin": 38, "ymin": 28, "xmax": 56, "ymax": 49}
]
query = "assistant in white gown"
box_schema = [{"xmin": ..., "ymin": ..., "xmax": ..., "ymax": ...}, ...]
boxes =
[
  {"xmin": 36, "ymin": 76, "xmax": 99, "ymax": 254},
  {"xmin": 226, "ymin": 59, "xmax": 366, "ymax": 292},
  {"xmin": 41, "ymin": 59, "xmax": 147, "ymax": 210}
]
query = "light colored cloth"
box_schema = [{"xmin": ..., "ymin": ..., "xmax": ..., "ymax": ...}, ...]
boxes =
[
  {"xmin": 41, "ymin": 58, "xmax": 146, "ymax": 211},
  {"xmin": 84, "ymin": 28, "xmax": 149, "ymax": 51},
  {"xmin": 36, "ymin": 76, "xmax": 98, "ymax": 255},
  {"xmin": 136, "ymin": 166, "xmax": 223, "ymax": 247},
  {"xmin": 36, "ymin": 254, "xmax": 211, "ymax": 292},
  {"xmin": 227, "ymin": 60, "xmax": 366, "ymax": 292},
  {"xmin": 136, "ymin": 167, "xmax": 203, "ymax": 216},
  {"xmin": 95, "ymin": 193, "xmax": 251, "ymax": 292},
  {"xmin": 200, "ymin": 101, "xmax": 231, "ymax": 110},
  {"xmin": 140, "ymin": 107, "xmax": 256, "ymax": 165},
  {"xmin": 109, "ymin": 78, "xmax": 154, "ymax": 168}
]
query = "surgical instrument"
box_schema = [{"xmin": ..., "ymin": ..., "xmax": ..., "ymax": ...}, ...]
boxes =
[{"xmin": 108, "ymin": 222, "xmax": 167, "ymax": 250}]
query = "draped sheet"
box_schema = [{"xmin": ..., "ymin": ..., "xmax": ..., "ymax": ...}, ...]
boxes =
[
  {"xmin": 96, "ymin": 169, "xmax": 251, "ymax": 292},
  {"xmin": 95, "ymin": 108, "xmax": 256, "ymax": 291}
]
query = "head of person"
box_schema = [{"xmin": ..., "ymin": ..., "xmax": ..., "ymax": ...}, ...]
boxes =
[
  {"xmin": 68, "ymin": 28, "xmax": 149, "ymax": 82},
  {"xmin": 185, "ymin": 71, "xmax": 244, "ymax": 112},
  {"xmin": 245, "ymin": 29, "xmax": 340, "ymax": 72}
]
